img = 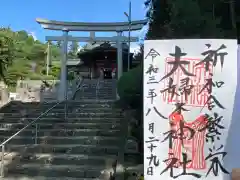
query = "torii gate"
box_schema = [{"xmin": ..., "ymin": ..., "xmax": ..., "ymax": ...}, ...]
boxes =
[{"xmin": 36, "ymin": 18, "xmax": 147, "ymax": 101}]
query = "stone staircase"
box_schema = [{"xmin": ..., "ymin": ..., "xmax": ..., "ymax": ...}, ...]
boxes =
[
  {"xmin": 97, "ymin": 80, "xmax": 117, "ymax": 100},
  {"xmin": 76, "ymin": 79, "xmax": 98, "ymax": 99},
  {"xmin": 76, "ymin": 79, "xmax": 116, "ymax": 100},
  {"xmin": 0, "ymin": 84, "xmax": 137, "ymax": 179}
]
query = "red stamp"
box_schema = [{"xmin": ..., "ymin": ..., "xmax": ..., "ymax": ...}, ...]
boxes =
[{"xmin": 162, "ymin": 57, "xmax": 213, "ymax": 107}]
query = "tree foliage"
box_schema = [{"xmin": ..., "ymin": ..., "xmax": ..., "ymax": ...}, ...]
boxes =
[
  {"xmin": 145, "ymin": 0, "xmax": 236, "ymax": 39},
  {"xmin": 117, "ymin": 64, "xmax": 142, "ymax": 109},
  {"xmin": 0, "ymin": 28, "xmax": 63, "ymax": 87},
  {"xmin": 68, "ymin": 41, "xmax": 79, "ymax": 59},
  {"xmin": 0, "ymin": 28, "xmax": 16, "ymax": 83},
  {"xmin": 117, "ymin": 51, "xmax": 144, "ymax": 159}
]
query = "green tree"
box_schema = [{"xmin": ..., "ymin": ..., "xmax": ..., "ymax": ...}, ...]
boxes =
[
  {"xmin": 70, "ymin": 41, "xmax": 79, "ymax": 54},
  {"xmin": 51, "ymin": 45, "xmax": 62, "ymax": 61},
  {"xmin": 16, "ymin": 30, "xmax": 28, "ymax": 41},
  {"xmin": 48, "ymin": 64, "xmax": 61, "ymax": 79},
  {"xmin": 0, "ymin": 28, "xmax": 15, "ymax": 84},
  {"xmin": 5, "ymin": 58, "xmax": 29, "ymax": 86},
  {"xmin": 68, "ymin": 41, "xmax": 79, "ymax": 58},
  {"xmin": 0, "ymin": 28, "xmax": 63, "ymax": 88},
  {"xmin": 25, "ymin": 36, "xmax": 35, "ymax": 46},
  {"xmin": 117, "ymin": 51, "xmax": 144, "ymax": 161},
  {"xmin": 56, "ymin": 41, "xmax": 62, "ymax": 48},
  {"xmin": 145, "ymin": 0, "xmax": 236, "ymax": 39}
]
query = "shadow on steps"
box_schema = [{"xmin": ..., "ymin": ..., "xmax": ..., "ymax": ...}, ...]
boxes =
[{"xmin": 0, "ymin": 100, "xmax": 141, "ymax": 179}]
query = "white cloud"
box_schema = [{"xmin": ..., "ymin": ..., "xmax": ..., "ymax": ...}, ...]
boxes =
[{"xmin": 28, "ymin": 32, "xmax": 37, "ymax": 40}]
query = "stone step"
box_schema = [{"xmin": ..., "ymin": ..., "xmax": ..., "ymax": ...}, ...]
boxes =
[
  {"xmin": 98, "ymin": 91, "xmax": 115, "ymax": 93},
  {"xmin": 69, "ymin": 103, "xmax": 114, "ymax": 108},
  {"xmin": 70, "ymin": 103, "xmax": 115, "ymax": 107},
  {"xmin": 95, "ymin": 97, "xmax": 116, "ymax": 100},
  {"xmin": 0, "ymin": 136, "xmax": 121, "ymax": 146},
  {"xmin": 3, "ymin": 102, "xmax": 40, "ymax": 107},
  {"xmin": 96, "ymin": 94, "xmax": 115, "ymax": 96},
  {"xmin": 0, "ymin": 108, "xmax": 35, "ymax": 113},
  {"xmin": 33, "ymin": 108, "xmax": 122, "ymax": 114},
  {"xmin": 96, "ymin": 93, "xmax": 115, "ymax": 95},
  {"xmin": 95, "ymin": 94, "xmax": 116, "ymax": 97},
  {"xmin": 96, "ymin": 94, "xmax": 115, "ymax": 97},
  {"xmin": 69, "ymin": 100, "xmax": 115, "ymax": 104},
  {"xmin": 69, "ymin": 102, "xmax": 113, "ymax": 109},
  {"xmin": 3, "ymin": 176, "xmax": 95, "ymax": 180},
  {"xmin": 2, "ymin": 104, "xmax": 117, "ymax": 113},
  {"xmin": 6, "ymin": 163, "xmax": 105, "ymax": 178},
  {"xmin": 82, "ymin": 88, "xmax": 114, "ymax": 90},
  {"xmin": 1, "ymin": 108, "xmax": 66, "ymax": 114},
  {"xmin": 0, "ymin": 117, "xmax": 123, "ymax": 123},
  {"xmin": 74, "ymin": 97, "xmax": 111, "ymax": 99},
  {"xmin": 1, "ymin": 112, "xmax": 123, "ymax": 118},
  {"xmin": 57, "ymin": 114, "xmax": 123, "ymax": 119},
  {"xmin": 98, "ymin": 90, "xmax": 115, "ymax": 92},
  {"xmin": 82, "ymin": 91, "xmax": 114, "ymax": 94},
  {"xmin": 6, "ymin": 144, "xmax": 133, "ymax": 155},
  {"xmin": 3, "ymin": 109, "xmax": 121, "ymax": 117},
  {"xmin": 0, "ymin": 122, "xmax": 121, "ymax": 130},
  {"xmin": 76, "ymin": 96, "xmax": 115, "ymax": 100},
  {"xmin": 14, "ymin": 153, "xmax": 118, "ymax": 167},
  {"xmin": 7, "ymin": 100, "xmax": 115, "ymax": 105},
  {"xmin": 58, "ymin": 102, "xmax": 115, "ymax": 108},
  {"xmin": 4, "ymin": 103, "xmax": 51, "ymax": 108},
  {"xmin": 2, "ymin": 101, "xmax": 116, "ymax": 110},
  {"xmin": 0, "ymin": 129, "xmax": 122, "ymax": 137},
  {"xmin": 3, "ymin": 104, "xmax": 56, "ymax": 111},
  {"xmin": 3, "ymin": 152, "xmax": 139, "ymax": 166}
]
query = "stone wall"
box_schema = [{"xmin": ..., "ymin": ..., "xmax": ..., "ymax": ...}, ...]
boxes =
[
  {"xmin": 0, "ymin": 78, "xmax": 82, "ymax": 107},
  {"xmin": 0, "ymin": 80, "xmax": 59, "ymax": 107},
  {"xmin": 0, "ymin": 87, "xmax": 10, "ymax": 107},
  {"xmin": 16, "ymin": 80, "xmax": 58, "ymax": 102}
]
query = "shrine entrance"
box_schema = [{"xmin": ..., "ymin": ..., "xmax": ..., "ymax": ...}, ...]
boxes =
[
  {"xmin": 36, "ymin": 18, "xmax": 147, "ymax": 101},
  {"xmin": 103, "ymin": 68, "xmax": 113, "ymax": 79}
]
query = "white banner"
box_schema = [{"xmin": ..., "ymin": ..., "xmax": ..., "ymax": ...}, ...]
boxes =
[{"xmin": 144, "ymin": 39, "xmax": 237, "ymax": 180}]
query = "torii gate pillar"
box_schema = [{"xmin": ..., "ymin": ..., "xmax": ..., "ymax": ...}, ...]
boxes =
[
  {"xmin": 58, "ymin": 30, "xmax": 68, "ymax": 101},
  {"xmin": 117, "ymin": 31, "xmax": 123, "ymax": 79}
]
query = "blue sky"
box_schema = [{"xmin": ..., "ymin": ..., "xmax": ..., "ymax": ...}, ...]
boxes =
[{"xmin": 1, "ymin": 0, "xmax": 148, "ymax": 51}]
